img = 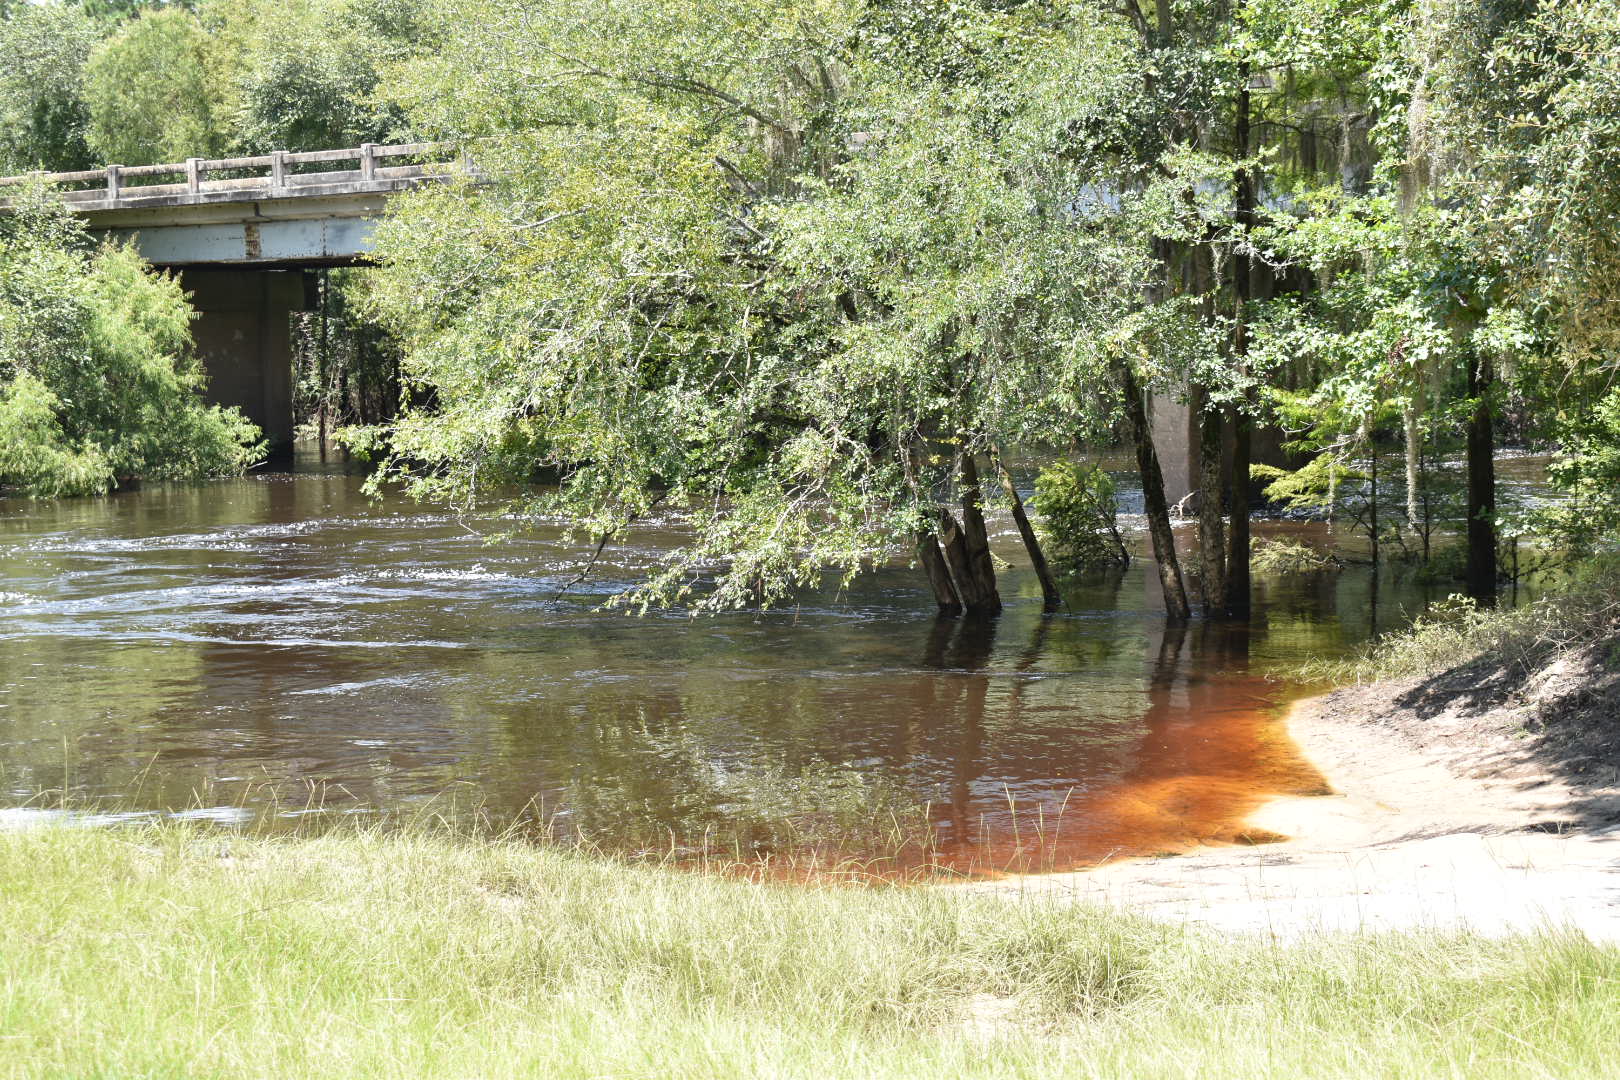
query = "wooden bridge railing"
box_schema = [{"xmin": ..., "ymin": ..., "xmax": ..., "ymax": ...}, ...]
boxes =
[{"xmin": 0, "ymin": 142, "xmax": 458, "ymax": 209}]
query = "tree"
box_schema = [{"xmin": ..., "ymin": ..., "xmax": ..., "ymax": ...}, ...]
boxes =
[
  {"xmin": 72, "ymin": 0, "xmax": 195, "ymax": 25},
  {"xmin": 0, "ymin": 188, "xmax": 263, "ymax": 496},
  {"xmin": 360, "ymin": 0, "xmax": 1154, "ymax": 616},
  {"xmin": 83, "ymin": 7, "xmax": 228, "ymax": 165},
  {"xmin": 0, "ymin": 2, "xmax": 101, "ymax": 173},
  {"xmin": 203, "ymin": 0, "xmax": 431, "ymax": 153}
]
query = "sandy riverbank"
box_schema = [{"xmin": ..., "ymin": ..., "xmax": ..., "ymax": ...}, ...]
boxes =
[{"xmin": 969, "ymin": 684, "xmax": 1620, "ymax": 940}]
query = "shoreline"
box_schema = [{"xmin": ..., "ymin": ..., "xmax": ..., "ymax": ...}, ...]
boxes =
[{"xmin": 967, "ymin": 688, "xmax": 1620, "ymax": 940}]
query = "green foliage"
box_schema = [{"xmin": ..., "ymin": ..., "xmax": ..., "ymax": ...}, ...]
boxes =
[
  {"xmin": 0, "ymin": 188, "xmax": 263, "ymax": 496},
  {"xmin": 1252, "ymin": 459, "xmax": 1336, "ymax": 515},
  {"xmin": 1033, "ymin": 462, "xmax": 1128, "ymax": 569},
  {"xmin": 71, "ymin": 0, "xmax": 192, "ymax": 24},
  {"xmin": 0, "ymin": 2, "xmax": 101, "ymax": 173},
  {"xmin": 359, "ymin": 0, "xmax": 1148, "ymax": 612},
  {"xmin": 83, "ymin": 6, "xmax": 228, "ymax": 165},
  {"xmin": 1250, "ymin": 537, "xmax": 1341, "ymax": 575},
  {"xmin": 1542, "ymin": 387, "xmax": 1620, "ymax": 552},
  {"xmin": 0, "ymin": 373, "xmax": 113, "ymax": 496},
  {"xmin": 1428, "ymin": 0, "xmax": 1620, "ymax": 372},
  {"xmin": 205, "ymin": 0, "xmax": 429, "ymax": 153}
]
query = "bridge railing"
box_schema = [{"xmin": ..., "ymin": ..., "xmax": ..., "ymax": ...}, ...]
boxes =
[{"xmin": 0, "ymin": 142, "xmax": 458, "ymax": 209}]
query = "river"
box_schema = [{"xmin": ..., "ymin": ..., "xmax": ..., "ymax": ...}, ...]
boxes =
[{"xmin": 0, "ymin": 454, "xmax": 1489, "ymax": 878}]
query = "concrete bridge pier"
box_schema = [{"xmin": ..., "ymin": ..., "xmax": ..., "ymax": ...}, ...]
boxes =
[
  {"xmin": 179, "ymin": 270, "xmax": 310, "ymax": 456},
  {"xmin": 1150, "ymin": 394, "xmax": 1200, "ymax": 510},
  {"xmin": 1149, "ymin": 392, "xmax": 1295, "ymax": 514}
]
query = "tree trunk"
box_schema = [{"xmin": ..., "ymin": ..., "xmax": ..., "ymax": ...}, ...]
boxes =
[
  {"xmin": 917, "ymin": 531, "xmax": 962, "ymax": 617},
  {"xmin": 1223, "ymin": 58, "xmax": 1256, "ymax": 620},
  {"xmin": 317, "ymin": 269, "xmax": 329, "ymax": 460},
  {"xmin": 1466, "ymin": 349, "xmax": 1497, "ymax": 604},
  {"xmin": 1193, "ymin": 385, "xmax": 1226, "ymax": 611},
  {"xmin": 1368, "ymin": 432, "xmax": 1380, "ymax": 567},
  {"xmin": 993, "ymin": 451, "xmax": 1061, "ymax": 613},
  {"xmin": 1115, "ymin": 358, "xmax": 1191, "ymax": 621},
  {"xmin": 937, "ymin": 507, "xmax": 1001, "ymax": 618},
  {"xmin": 1403, "ymin": 398, "xmax": 1422, "ymax": 536},
  {"xmin": 956, "ymin": 453, "xmax": 1003, "ymax": 618},
  {"xmin": 1224, "ymin": 405, "xmax": 1251, "ymax": 618}
]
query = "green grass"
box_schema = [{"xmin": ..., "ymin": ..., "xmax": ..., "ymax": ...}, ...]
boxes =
[
  {"xmin": 1, "ymin": 823, "xmax": 1617, "ymax": 1078},
  {"xmin": 1302, "ymin": 556, "xmax": 1620, "ymax": 684}
]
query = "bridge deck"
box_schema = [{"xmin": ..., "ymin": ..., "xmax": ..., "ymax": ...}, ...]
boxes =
[
  {"xmin": 1, "ymin": 143, "xmax": 463, "ymax": 267},
  {"xmin": 0, "ymin": 142, "xmax": 456, "ymax": 214}
]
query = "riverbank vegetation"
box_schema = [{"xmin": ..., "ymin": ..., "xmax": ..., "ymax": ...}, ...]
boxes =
[
  {"xmin": 1313, "ymin": 557, "xmax": 1620, "ymax": 687},
  {"xmin": 0, "ymin": 188, "xmax": 262, "ymax": 496},
  {"xmin": 3, "ymin": 820, "xmax": 1616, "ymax": 1079}
]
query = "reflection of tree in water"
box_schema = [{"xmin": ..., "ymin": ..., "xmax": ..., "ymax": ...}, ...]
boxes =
[
  {"xmin": 1078, "ymin": 610, "xmax": 1325, "ymax": 866},
  {"xmin": 536, "ymin": 700, "xmax": 931, "ymax": 869},
  {"xmin": 920, "ymin": 615, "xmax": 999, "ymax": 852},
  {"xmin": 923, "ymin": 566, "xmax": 1133, "ymax": 870}
]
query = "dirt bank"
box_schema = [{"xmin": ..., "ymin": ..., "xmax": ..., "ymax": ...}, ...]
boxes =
[{"xmin": 969, "ymin": 647, "xmax": 1620, "ymax": 939}]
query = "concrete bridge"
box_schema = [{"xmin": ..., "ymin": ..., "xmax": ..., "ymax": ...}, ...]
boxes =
[{"xmin": 0, "ymin": 143, "xmax": 457, "ymax": 451}]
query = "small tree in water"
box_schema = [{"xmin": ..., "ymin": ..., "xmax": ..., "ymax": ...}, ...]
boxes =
[{"xmin": 1034, "ymin": 463, "xmax": 1129, "ymax": 571}]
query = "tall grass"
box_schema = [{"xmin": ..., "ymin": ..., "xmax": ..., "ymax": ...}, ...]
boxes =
[
  {"xmin": 1302, "ymin": 556, "xmax": 1620, "ymax": 684},
  {"xmin": 1, "ymin": 821, "xmax": 1616, "ymax": 1078}
]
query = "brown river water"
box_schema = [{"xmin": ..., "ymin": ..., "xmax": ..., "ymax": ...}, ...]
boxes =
[{"xmin": 0, "ymin": 453, "xmax": 1500, "ymax": 879}]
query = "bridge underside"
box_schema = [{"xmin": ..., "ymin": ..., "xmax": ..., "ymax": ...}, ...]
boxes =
[
  {"xmin": 176, "ymin": 270, "xmax": 309, "ymax": 454},
  {"xmin": 82, "ymin": 195, "xmax": 392, "ymax": 452},
  {"xmin": 87, "ymin": 192, "xmax": 388, "ymax": 269}
]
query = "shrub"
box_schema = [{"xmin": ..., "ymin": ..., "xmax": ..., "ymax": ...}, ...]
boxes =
[
  {"xmin": 1251, "ymin": 537, "xmax": 1342, "ymax": 575},
  {"xmin": 0, "ymin": 187, "xmax": 264, "ymax": 496},
  {"xmin": 1034, "ymin": 461, "xmax": 1128, "ymax": 569}
]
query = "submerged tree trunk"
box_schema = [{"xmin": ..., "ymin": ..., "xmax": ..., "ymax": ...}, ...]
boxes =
[
  {"xmin": 955, "ymin": 453, "xmax": 1003, "ymax": 618},
  {"xmin": 1115, "ymin": 358, "xmax": 1191, "ymax": 621},
  {"xmin": 1193, "ymin": 386, "xmax": 1226, "ymax": 611},
  {"xmin": 1223, "ymin": 61, "xmax": 1256, "ymax": 620},
  {"xmin": 1466, "ymin": 349, "xmax": 1497, "ymax": 604},
  {"xmin": 938, "ymin": 506, "xmax": 1001, "ymax": 618},
  {"xmin": 993, "ymin": 451, "xmax": 1061, "ymax": 613},
  {"xmin": 917, "ymin": 531, "xmax": 962, "ymax": 617},
  {"xmin": 1368, "ymin": 432, "xmax": 1380, "ymax": 567},
  {"xmin": 1224, "ymin": 405, "xmax": 1252, "ymax": 618},
  {"xmin": 1403, "ymin": 397, "xmax": 1422, "ymax": 538}
]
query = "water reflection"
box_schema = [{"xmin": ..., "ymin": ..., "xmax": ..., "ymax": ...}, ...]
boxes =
[{"xmin": 0, "ymin": 462, "xmax": 1464, "ymax": 877}]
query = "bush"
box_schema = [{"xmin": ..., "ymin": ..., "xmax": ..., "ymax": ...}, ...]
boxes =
[
  {"xmin": 1251, "ymin": 537, "xmax": 1342, "ymax": 575},
  {"xmin": 0, "ymin": 187, "xmax": 264, "ymax": 496},
  {"xmin": 1033, "ymin": 461, "xmax": 1128, "ymax": 569},
  {"xmin": 1541, "ymin": 386, "xmax": 1620, "ymax": 553}
]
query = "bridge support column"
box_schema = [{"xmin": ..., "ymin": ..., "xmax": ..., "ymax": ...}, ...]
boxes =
[
  {"xmin": 1149, "ymin": 393, "xmax": 1199, "ymax": 511},
  {"xmin": 180, "ymin": 270, "xmax": 309, "ymax": 456}
]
